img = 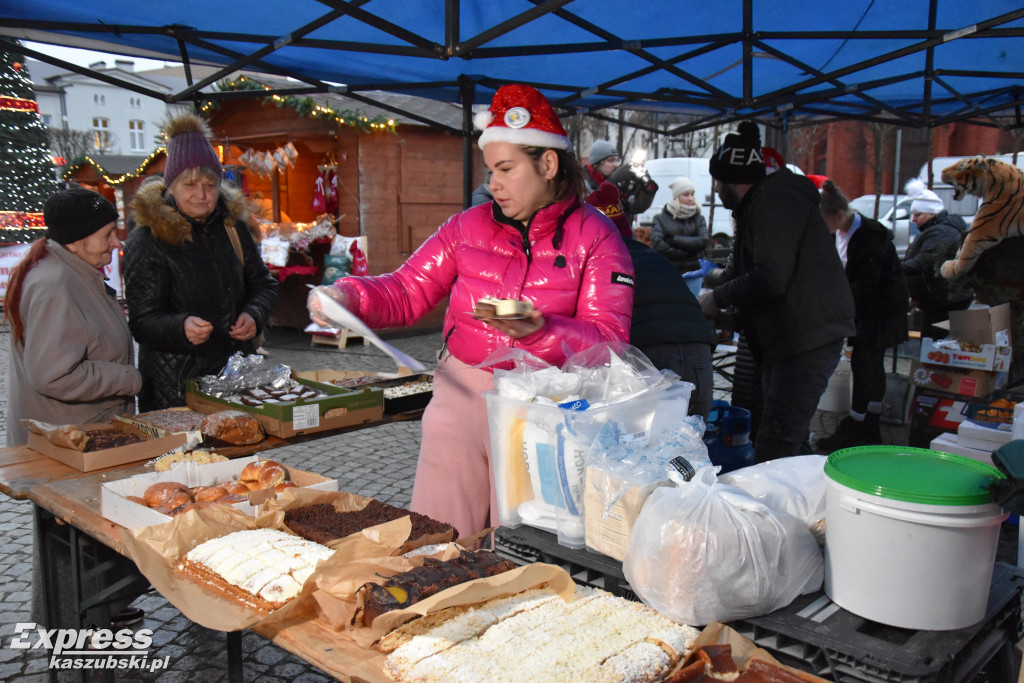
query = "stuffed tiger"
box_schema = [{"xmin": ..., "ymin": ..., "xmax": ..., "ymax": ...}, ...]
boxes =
[{"xmin": 938, "ymin": 155, "xmax": 1024, "ymax": 279}]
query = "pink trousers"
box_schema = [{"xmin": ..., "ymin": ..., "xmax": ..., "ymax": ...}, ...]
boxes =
[{"xmin": 410, "ymin": 355, "xmax": 498, "ymax": 538}]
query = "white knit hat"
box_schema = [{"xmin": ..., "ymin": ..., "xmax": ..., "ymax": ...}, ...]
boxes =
[
  {"xmin": 905, "ymin": 178, "xmax": 944, "ymax": 214},
  {"xmin": 669, "ymin": 176, "xmax": 695, "ymax": 199}
]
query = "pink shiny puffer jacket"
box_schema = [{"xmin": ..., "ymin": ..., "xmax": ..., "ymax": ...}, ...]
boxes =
[{"xmin": 334, "ymin": 195, "xmax": 634, "ymax": 369}]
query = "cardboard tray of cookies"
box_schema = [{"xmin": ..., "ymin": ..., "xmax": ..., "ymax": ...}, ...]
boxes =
[{"xmin": 186, "ymin": 377, "xmax": 383, "ymax": 438}]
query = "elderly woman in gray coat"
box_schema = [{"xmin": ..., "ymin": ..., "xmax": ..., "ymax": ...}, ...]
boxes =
[
  {"xmin": 4, "ymin": 187, "xmax": 146, "ymax": 631},
  {"xmin": 5, "ymin": 188, "xmax": 141, "ymax": 446}
]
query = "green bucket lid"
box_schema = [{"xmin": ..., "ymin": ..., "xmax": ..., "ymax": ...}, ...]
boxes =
[{"xmin": 825, "ymin": 446, "xmax": 1005, "ymax": 506}]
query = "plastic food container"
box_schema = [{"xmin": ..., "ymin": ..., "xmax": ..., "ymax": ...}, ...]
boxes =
[
  {"xmin": 485, "ymin": 381, "xmax": 692, "ymax": 548},
  {"xmin": 823, "ymin": 446, "xmax": 1006, "ymax": 630}
]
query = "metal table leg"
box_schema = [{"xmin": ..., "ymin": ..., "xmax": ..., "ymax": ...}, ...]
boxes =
[{"xmin": 227, "ymin": 630, "xmax": 243, "ymax": 682}]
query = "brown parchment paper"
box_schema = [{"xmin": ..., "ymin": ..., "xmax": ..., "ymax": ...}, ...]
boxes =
[
  {"xmin": 315, "ymin": 556, "xmax": 575, "ymax": 648},
  {"xmin": 686, "ymin": 623, "xmax": 833, "ymax": 682},
  {"xmin": 119, "ymin": 502, "xmax": 393, "ymax": 632}
]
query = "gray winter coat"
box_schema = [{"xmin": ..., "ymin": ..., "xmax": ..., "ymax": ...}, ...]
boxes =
[{"xmin": 7, "ymin": 241, "xmax": 141, "ymax": 445}]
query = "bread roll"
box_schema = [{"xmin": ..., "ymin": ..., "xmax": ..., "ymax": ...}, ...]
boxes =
[
  {"xmin": 126, "ymin": 495, "xmax": 147, "ymax": 507},
  {"xmin": 275, "ymin": 482, "xmax": 298, "ymax": 494},
  {"xmin": 222, "ymin": 481, "xmax": 247, "ymax": 496},
  {"xmin": 239, "ymin": 461, "xmax": 263, "ymax": 483},
  {"xmin": 194, "ymin": 485, "xmax": 229, "ymax": 503},
  {"xmin": 258, "ymin": 464, "xmax": 287, "ymax": 489},
  {"xmin": 199, "ymin": 410, "xmax": 265, "ymax": 445},
  {"xmin": 143, "ymin": 482, "xmax": 191, "ymax": 509}
]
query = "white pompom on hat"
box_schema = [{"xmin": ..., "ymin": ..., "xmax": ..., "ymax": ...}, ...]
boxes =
[
  {"xmin": 475, "ymin": 84, "xmax": 572, "ymax": 152},
  {"xmin": 669, "ymin": 176, "xmax": 695, "ymax": 198},
  {"xmin": 905, "ymin": 178, "xmax": 944, "ymax": 215}
]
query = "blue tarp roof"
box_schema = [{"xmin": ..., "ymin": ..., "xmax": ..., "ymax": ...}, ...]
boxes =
[{"xmin": 2, "ymin": 0, "xmax": 1022, "ymax": 131}]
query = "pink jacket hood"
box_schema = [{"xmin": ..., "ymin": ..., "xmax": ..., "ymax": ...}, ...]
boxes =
[{"xmin": 335, "ymin": 195, "xmax": 634, "ymax": 369}]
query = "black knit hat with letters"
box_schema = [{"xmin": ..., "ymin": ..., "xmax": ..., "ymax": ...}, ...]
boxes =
[{"xmin": 709, "ymin": 121, "xmax": 767, "ymax": 184}]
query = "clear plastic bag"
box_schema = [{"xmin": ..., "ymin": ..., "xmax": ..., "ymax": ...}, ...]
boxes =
[
  {"xmin": 623, "ymin": 467, "xmax": 823, "ymax": 625},
  {"xmin": 584, "ymin": 415, "xmax": 710, "ymax": 560},
  {"xmin": 718, "ymin": 455, "xmax": 828, "ymax": 543},
  {"xmin": 562, "ymin": 342, "xmax": 667, "ymax": 405}
]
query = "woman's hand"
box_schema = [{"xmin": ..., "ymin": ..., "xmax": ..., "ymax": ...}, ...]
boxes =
[
  {"xmin": 229, "ymin": 312, "xmax": 257, "ymax": 341},
  {"xmin": 485, "ymin": 310, "xmax": 545, "ymax": 338},
  {"xmin": 307, "ymin": 285, "xmax": 352, "ymax": 327},
  {"xmin": 184, "ymin": 316, "xmax": 214, "ymax": 345}
]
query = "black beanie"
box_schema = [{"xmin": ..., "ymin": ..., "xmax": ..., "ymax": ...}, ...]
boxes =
[
  {"xmin": 44, "ymin": 188, "xmax": 119, "ymax": 245},
  {"xmin": 709, "ymin": 121, "xmax": 766, "ymax": 184}
]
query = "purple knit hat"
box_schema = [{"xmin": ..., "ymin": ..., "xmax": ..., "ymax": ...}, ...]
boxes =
[{"xmin": 162, "ymin": 112, "xmax": 222, "ymax": 186}]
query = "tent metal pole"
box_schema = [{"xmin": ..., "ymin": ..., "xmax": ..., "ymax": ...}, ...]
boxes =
[{"xmin": 460, "ymin": 76, "xmax": 475, "ymax": 209}]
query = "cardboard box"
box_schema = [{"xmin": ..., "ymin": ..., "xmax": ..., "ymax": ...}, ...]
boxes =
[
  {"xmin": 185, "ymin": 378, "xmax": 383, "ymax": 438},
  {"xmin": 908, "ymin": 388, "xmax": 971, "ymax": 448},
  {"xmin": 294, "ymin": 369, "xmax": 434, "ymax": 414},
  {"xmin": 951, "ymin": 302, "xmax": 1012, "ymax": 346},
  {"xmin": 113, "ymin": 408, "xmax": 207, "ymax": 438},
  {"xmin": 583, "ymin": 466, "xmax": 667, "ymax": 561},
  {"xmin": 957, "ymin": 418, "xmax": 1014, "ymax": 451},
  {"xmin": 27, "ymin": 421, "xmax": 189, "ymax": 472},
  {"xmin": 908, "ymin": 359, "xmax": 1006, "ymax": 398},
  {"xmin": 929, "ymin": 433, "xmax": 995, "ymax": 466},
  {"xmin": 100, "ymin": 455, "xmax": 338, "ymax": 529},
  {"xmin": 919, "ymin": 303, "xmax": 1013, "ymax": 372},
  {"xmin": 919, "ymin": 337, "xmax": 1011, "ymax": 372}
]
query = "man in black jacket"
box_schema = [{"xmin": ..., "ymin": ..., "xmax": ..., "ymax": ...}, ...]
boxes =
[{"xmin": 698, "ymin": 122, "xmax": 855, "ymax": 462}]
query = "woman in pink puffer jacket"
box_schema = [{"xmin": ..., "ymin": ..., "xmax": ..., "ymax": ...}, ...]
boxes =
[{"xmin": 310, "ymin": 85, "xmax": 634, "ymax": 539}]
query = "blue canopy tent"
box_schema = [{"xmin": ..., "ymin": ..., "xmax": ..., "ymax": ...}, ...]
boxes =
[{"xmin": 3, "ymin": 0, "xmax": 1023, "ymax": 198}]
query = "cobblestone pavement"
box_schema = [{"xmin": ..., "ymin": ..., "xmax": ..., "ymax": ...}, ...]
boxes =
[{"xmin": 0, "ymin": 326, "xmax": 1012, "ymax": 681}]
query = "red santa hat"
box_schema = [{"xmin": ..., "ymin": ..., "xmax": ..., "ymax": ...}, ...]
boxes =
[
  {"xmin": 586, "ymin": 181, "xmax": 632, "ymax": 240},
  {"xmin": 475, "ymin": 84, "xmax": 572, "ymax": 152}
]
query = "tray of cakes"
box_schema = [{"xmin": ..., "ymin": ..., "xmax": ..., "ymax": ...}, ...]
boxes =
[
  {"xmin": 102, "ymin": 456, "xmax": 337, "ymax": 529},
  {"xmin": 23, "ymin": 418, "xmax": 193, "ymax": 472},
  {"xmin": 294, "ymin": 370, "xmax": 434, "ymax": 414}
]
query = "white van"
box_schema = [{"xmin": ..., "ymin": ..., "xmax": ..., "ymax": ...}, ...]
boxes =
[{"xmin": 635, "ymin": 157, "xmax": 735, "ymax": 246}]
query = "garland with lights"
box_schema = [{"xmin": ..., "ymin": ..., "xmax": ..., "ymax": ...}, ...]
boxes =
[
  {"xmin": 61, "ymin": 148, "xmax": 167, "ymax": 185},
  {"xmin": 0, "ymin": 43, "xmax": 58, "ymax": 242},
  {"xmin": 205, "ymin": 77, "xmax": 397, "ymax": 134}
]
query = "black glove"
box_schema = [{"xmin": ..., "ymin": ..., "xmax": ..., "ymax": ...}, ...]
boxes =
[{"xmin": 987, "ymin": 440, "xmax": 1024, "ymax": 514}]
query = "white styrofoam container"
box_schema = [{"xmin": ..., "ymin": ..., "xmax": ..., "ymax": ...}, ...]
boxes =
[
  {"xmin": 929, "ymin": 433, "xmax": 995, "ymax": 466},
  {"xmin": 824, "ymin": 473, "xmax": 1005, "ymax": 630},
  {"xmin": 101, "ymin": 456, "xmax": 338, "ymax": 529}
]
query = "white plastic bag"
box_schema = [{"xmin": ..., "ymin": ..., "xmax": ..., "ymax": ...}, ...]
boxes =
[
  {"xmin": 623, "ymin": 467, "xmax": 823, "ymax": 625},
  {"xmin": 718, "ymin": 454, "xmax": 828, "ymax": 542}
]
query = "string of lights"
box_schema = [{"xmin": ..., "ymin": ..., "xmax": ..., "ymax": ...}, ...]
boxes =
[
  {"xmin": 61, "ymin": 148, "xmax": 167, "ymax": 185},
  {"xmin": 204, "ymin": 77, "xmax": 397, "ymax": 134},
  {"xmin": 0, "ymin": 43, "xmax": 58, "ymax": 242}
]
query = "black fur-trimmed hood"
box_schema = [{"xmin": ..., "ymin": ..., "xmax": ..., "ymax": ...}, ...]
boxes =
[{"xmin": 131, "ymin": 180, "xmax": 252, "ymax": 246}]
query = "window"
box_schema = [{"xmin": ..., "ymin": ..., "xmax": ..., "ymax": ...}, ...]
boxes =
[
  {"xmin": 129, "ymin": 120, "xmax": 145, "ymax": 152},
  {"xmin": 92, "ymin": 117, "xmax": 110, "ymax": 150},
  {"xmin": 41, "ymin": 114, "xmax": 52, "ymax": 126}
]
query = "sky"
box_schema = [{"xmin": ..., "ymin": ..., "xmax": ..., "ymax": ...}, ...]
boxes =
[{"xmin": 24, "ymin": 41, "xmax": 173, "ymax": 72}]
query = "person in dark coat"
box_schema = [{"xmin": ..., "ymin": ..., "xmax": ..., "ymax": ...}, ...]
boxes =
[
  {"xmin": 699, "ymin": 122, "xmax": 855, "ymax": 462},
  {"xmin": 901, "ymin": 179, "xmax": 972, "ymax": 339},
  {"xmin": 816, "ymin": 180, "xmax": 909, "ymax": 451},
  {"xmin": 649, "ymin": 176, "xmax": 709, "ymax": 291},
  {"xmin": 587, "ymin": 181, "xmax": 715, "ymax": 418},
  {"xmin": 123, "ymin": 112, "xmax": 278, "ymax": 411}
]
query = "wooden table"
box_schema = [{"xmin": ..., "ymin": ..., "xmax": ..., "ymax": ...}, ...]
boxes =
[
  {"xmin": 27, "ymin": 460, "xmax": 391, "ymax": 682},
  {"xmin": 0, "ymin": 410, "xmax": 425, "ymax": 683}
]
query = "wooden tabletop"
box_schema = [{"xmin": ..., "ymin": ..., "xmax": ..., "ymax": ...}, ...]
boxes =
[
  {"xmin": 0, "ymin": 409, "xmax": 424, "ymax": 502},
  {"xmin": 26, "ymin": 456, "xmax": 393, "ymax": 682}
]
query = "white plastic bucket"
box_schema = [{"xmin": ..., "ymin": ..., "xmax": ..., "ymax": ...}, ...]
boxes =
[{"xmin": 824, "ymin": 446, "xmax": 1006, "ymax": 630}]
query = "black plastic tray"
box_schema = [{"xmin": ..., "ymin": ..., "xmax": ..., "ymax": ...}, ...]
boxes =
[
  {"xmin": 371, "ymin": 374, "xmax": 434, "ymax": 414},
  {"xmin": 732, "ymin": 563, "xmax": 1023, "ymax": 683}
]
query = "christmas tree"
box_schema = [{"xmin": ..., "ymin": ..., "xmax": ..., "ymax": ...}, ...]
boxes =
[{"xmin": 0, "ymin": 39, "xmax": 58, "ymax": 243}]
